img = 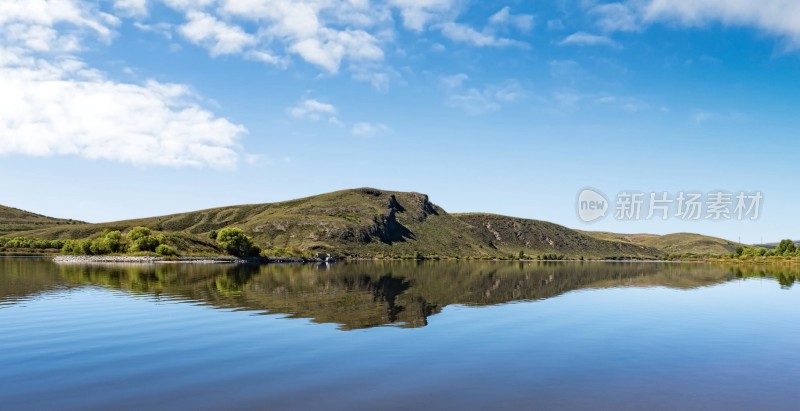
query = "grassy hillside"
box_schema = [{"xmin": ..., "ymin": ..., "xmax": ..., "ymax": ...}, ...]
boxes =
[
  {"xmin": 10, "ymin": 188, "xmax": 491, "ymax": 257},
  {"xmin": 582, "ymin": 231, "xmax": 739, "ymax": 255},
  {"xmin": 0, "ymin": 205, "xmax": 82, "ymax": 236},
  {"xmin": 2, "ymin": 188, "xmax": 735, "ymax": 258},
  {"xmin": 454, "ymin": 213, "xmax": 660, "ymax": 259}
]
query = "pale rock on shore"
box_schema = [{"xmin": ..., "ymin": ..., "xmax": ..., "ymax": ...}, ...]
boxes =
[
  {"xmin": 53, "ymin": 255, "xmax": 248, "ymax": 264},
  {"xmin": 53, "ymin": 254, "xmax": 337, "ymax": 264}
]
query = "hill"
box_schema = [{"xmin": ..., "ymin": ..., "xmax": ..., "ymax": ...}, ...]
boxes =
[
  {"xmin": 0, "ymin": 205, "xmax": 83, "ymax": 236},
  {"xmin": 453, "ymin": 213, "xmax": 660, "ymax": 259},
  {"xmin": 2, "ymin": 188, "xmax": 735, "ymax": 258},
  {"xmin": 581, "ymin": 231, "xmax": 739, "ymax": 255}
]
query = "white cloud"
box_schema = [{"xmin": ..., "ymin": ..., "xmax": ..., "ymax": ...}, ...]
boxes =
[
  {"xmin": 287, "ymin": 29, "xmax": 384, "ymax": 73},
  {"xmin": 113, "ymin": 0, "xmax": 148, "ymax": 17},
  {"xmin": 244, "ymin": 49, "xmax": 286, "ymax": 66},
  {"xmin": 440, "ymin": 73, "xmax": 469, "ymax": 89},
  {"xmin": 351, "ymin": 63, "xmax": 393, "ymax": 91},
  {"xmin": 0, "ymin": 60, "xmax": 245, "ymax": 168},
  {"xmin": 390, "ymin": 0, "xmax": 457, "ymax": 31},
  {"xmin": 593, "ymin": 1, "xmax": 800, "ymax": 48},
  {"xmin": 162, "ymin": 0, "xmax": 214, "ymax": 11},
  {"xmin": 489, "ymin": 7, "xmax": 534, "ymax": 32},
  {"xmin": 178, "ymin": 11, "xmax": 256, "ymax": 57},
  {"xmin": 0, "ymin": 0, "xmax": 119, "ymax": 52},
  {"xmin": 439, "ymin": 21, "xmax": 526, "ymax": 47},
  {"xmin": 166, "ymin": 0, "xmax": 524, "ymax": 78},
  {"xmin": 133, "ymin": 21, "xmax": 173, "ymax": 39},
  {"xmin": 0, "ymin": 0, "xmax": 247, "ymax": 168},
  {"xmin": 288, "ymin": 99, "xmax": 340, "ymax": 124},
  {"xmin": 442, "ymin": 76, "xmax": 524, "ymax": 115},
  {"xmin": 211, "ymin": 0, "xmax": 388, "ymax": 75},
  {"xmin": 643, "ymin": 0, "xmax": 800, "ymax": 45},
  {"xmin": 549, "ymin": 89, "xmax": 649, "ymax": 113},
  {"xmin": 559, "ymin": 31, "xmax": 620, "ymax": 47},
  {"xmin": 445, "ymin": 89, "xmax": 501, "ymax": 114},
  {"xmin": 593, "ymin": 95, "xmax": 648, "ymax": 112},
  {"xmin": 351, "ymin": 122, "xmax": 388, "ymax": 136},
  {"xmin": 98, "ymin": 0, "xmax": 530, "ymax": 88},
  {"xmin": 590, "ymin": 3, "xmax": 639, "ymax": 32},
  {"xmin": 493, "ymin": 82, "xmax": 524, "ymax": 102}
]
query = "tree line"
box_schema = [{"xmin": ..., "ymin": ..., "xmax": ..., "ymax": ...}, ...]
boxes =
[
  {"xmin": 1, "ymin": 226, "xmax": 261, "ymax": 258},
  {"xmin": 735, "ymin": 239, "xmax": 798, "ymax": 258}
]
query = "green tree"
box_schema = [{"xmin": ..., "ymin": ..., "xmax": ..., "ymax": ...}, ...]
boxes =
[
  {"xmin": 776, "ymin": 239, "xmax": 797, "ymax": 256},
  {"xmin": 216, "ymin": 227, "xmax": 260, "ymax": 257},
  {"xmin": 518, "ymin": 250, "xmax": 525, "ymax": 260},
  {"xmin": 87, "ymin": 230, "xmax": 126, "ymax": 255},
  {"xmin": 103, "ymin": 230, "xmax": 125, "ymax": 253},
  {"xmin": 79, "ymin": 239, "xmax": 93, "ymax": 255},
  {"xmin": 61, "ymin": 239, "xmax": 82, "ymax": 254},
  {"xmin": 89, "ymin": 238, "xmax": 110, "ymax": 255},
  {"xmin": 127, "ymin": 226, "xmax": 160, "ymax": 252}
]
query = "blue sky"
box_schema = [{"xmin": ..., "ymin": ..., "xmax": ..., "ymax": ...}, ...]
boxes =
[{"xmin": 1, "ymin": 0, "xmax": 799, "ymax": 243}]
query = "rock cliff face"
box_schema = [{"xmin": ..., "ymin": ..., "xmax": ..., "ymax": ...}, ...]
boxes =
[{"xmin": 366, "ymin": 192, "xmax": 438, "ymax": 244}]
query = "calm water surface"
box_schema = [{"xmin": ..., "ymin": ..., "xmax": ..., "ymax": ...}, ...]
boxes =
[{"xmin": 1, "ymin": 258, "xmax": 799, "ymax": 410}]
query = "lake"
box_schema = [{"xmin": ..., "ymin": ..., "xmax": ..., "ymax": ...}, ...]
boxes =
[{"xmin": 1, "ymin": 258, "xmax": 799, "ymax": 410}]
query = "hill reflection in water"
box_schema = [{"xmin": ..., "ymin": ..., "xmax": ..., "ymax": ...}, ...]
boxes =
[{"xmin": 2, "ymin": 258, "xmax": 798, "ymax": 330}]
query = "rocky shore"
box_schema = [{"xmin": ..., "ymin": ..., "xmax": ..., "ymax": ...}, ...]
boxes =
[
  {"xmin": 53, "ymin": 255, "xmax": 248, "ymax": 264},
  {"xmin": 53, "ymin": 254, "xmax": 337, "ymax": 264}
]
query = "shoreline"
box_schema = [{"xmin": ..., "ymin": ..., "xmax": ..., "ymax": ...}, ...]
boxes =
[
  {"xmin": 40, "ymin": 255, "xmax": 798, "ymax": 265},
  {"xmin": 49, "ymin": 255, "xmax": 694, "ymax": 265},
  {"xmin": 53, "ymin": 255, "xmax": 249, "ymax": 264},
  {"xmin": 51, "ymin": 255, "xmax": 336, "ymax": 264}
]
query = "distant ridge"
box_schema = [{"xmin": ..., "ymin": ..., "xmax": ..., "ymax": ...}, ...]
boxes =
[
  {"xmin": 1, "ymin": 188, "xmax": 736, "ymax": 258},
  {"xmin": 0, "ymin": 205, "xmax": 83, "ymax": 236},
  {"xmin": 580, "ymin": 231, "xmax": 738, "ymax": 256}
]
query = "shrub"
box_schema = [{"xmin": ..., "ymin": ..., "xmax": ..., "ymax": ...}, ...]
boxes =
[
  {"xmin": 155, "ymin": 244, "xmax": 177, "ymax": 256},
  {"xmin": 62, "ymin": 239, "xmax": 83, "ymax": 254},
  {"xmin": 127, "ymin": 227, "xmax": 160, "ymax": 252},
  {"xmin": 776, "ymin": 239, "xmax": 797, "ymax": 255},
  {"xmin": 89, "ymin": 238, "xmax": 110, "ymax": 255},
  {"xmin": 103, "ymin": 230, "xmax": 125, "ymax": 253},
  {"xmin": 1, "ymin": 237, "xmax": 63, "ymax": 250},
  {"xmin": 216, "ymin": 227, "xmax": 260, "ymax": 257},
  {"xmin": 79, "ymin": 239, "xmax": 93, "ymax": 255}
]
